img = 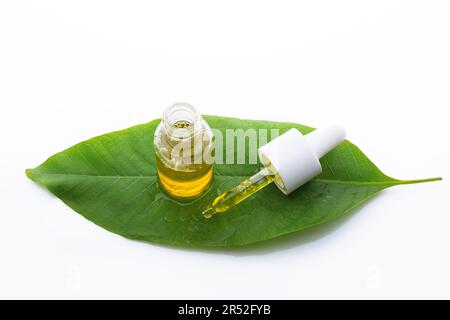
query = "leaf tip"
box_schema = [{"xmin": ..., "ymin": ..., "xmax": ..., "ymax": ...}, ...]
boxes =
[
  {"xmin": 398, "ymin": 177, "xmax": 443, "ymax": 185},
  {"xmin": 419, "ymin": 177, "xmax": 442, "ymax": 183}
]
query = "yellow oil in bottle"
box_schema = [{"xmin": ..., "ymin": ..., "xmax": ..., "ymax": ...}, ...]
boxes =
[
  {"xmin": 156, "ymin": 156, "xmax": 213, "ymax": 198},
  {"xmin": 154, "ymin": 104, "xmax": 213, "ymax": 199}
]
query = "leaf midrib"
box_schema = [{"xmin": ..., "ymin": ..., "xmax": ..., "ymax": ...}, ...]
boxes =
[{"xmin": 27, "ymin": 171, "xmax": 440, "ymax": 186}]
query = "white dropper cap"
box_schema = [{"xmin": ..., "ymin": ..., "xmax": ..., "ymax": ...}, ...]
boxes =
[{"xmin": 258, "ymin": 126, "xmax": 346, "ymax": 195}]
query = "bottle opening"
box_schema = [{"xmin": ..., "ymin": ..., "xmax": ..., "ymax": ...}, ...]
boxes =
[{"xmin": 163, "ymin": 103, "xmax": 201, "ymax": 139}]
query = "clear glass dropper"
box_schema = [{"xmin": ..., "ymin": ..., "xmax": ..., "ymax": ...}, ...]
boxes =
[
  {"xmin": 202, "ymin": 167, "xmax": 275, "ymax": 218},
  {"xmin": 201, "ymin": 125, "xmax": 347, "ymax": 219}
]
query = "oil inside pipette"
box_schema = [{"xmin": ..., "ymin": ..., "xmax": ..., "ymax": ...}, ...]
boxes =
[{"xmin": 202, "ymin": 167, "xmax": 275, "ymax": 218}]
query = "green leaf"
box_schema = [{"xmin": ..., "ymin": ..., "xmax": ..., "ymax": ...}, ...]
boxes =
[{"xmin": 26, "ymin": 116, "xmax": 440, "ymax": 247}]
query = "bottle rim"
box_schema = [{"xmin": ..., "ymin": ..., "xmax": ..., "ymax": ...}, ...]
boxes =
[{"xmin": 162, "ymin": 102, "xmax": 202, "ymax": 140}]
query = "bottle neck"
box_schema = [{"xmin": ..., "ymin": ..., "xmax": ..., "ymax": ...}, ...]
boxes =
[{"xmin": 162, "ymin": 103, "xmax": 202, "ymax": 140}]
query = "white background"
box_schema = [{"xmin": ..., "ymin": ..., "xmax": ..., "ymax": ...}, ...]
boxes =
[{"xmin": 1, "ymin": 1, "xmax": 449, "ymax": 299}]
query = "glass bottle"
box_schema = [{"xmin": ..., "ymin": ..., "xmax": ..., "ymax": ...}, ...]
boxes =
[{"xmin": 154, "ymin": 103, "xmax": 213, "ymax": 198}]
